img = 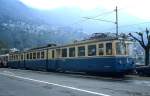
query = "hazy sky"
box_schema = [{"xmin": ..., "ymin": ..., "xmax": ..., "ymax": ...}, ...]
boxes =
[
  {"xmin": 19, "ymin": 0, "xmax": 150, "ymax": 20},
  {"xmin": 19, "ymin": 0, "xmax": 150, "ymax": 33}
]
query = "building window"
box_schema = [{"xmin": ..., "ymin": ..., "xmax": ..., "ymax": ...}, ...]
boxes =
[
  {"xmin": 41, "ymin": 51, "xmax": 45, "ymax": 59},
  {"xmin": 37, "ymin": 52, "xmax": 40, "ymax": 59},
  {"xmin": 78, "ymin": 46, "xmax": 85, "ymax": 56},
  {"xmin": 106, "ymin": 43, "xmax": 112, "ymax": 55},
  {"xmin": 33, "ymin": 52, "xmax": 36, "ymax": 59},
  {"xmin": 88, "ymin": 45, "xmax": 96, "ymax": 56},
  {"xmin": 99, "ymin": 44, "xmax": 104, "ymax": 55},
  {"xmin": 30, "ymin": 53, "xmax": 33, "ymax": 59},
  {"xmin": 62, "ymin": 48, "xmax": 67, "ymax": 57},
  {"xmin": 116, "ymin": 42, "xmax": 126, "ymax": 55},
  {"xmin": 69, "ymin": 47, "xmax": 75, "ymax": 57}
]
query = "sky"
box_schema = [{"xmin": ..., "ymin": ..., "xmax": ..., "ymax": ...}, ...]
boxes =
[
  {"xmin": 19, "ymin": 0, "xmax": 150, "ymax": 33},
  {"xmin": 19, "ymin": 0, "xmax": 150, "ymax": 20}
]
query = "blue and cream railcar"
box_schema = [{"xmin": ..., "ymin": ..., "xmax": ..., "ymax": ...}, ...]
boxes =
[
  {"xmin": 9, "ymin": 48, "xmax": 48, "ymax": 70},
  {"xmin": 8, "ymin": 38, "xmax": 135, "ymax": 75}
]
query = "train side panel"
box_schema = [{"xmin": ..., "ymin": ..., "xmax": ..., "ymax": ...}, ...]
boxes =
[
  {"xmin": 8, "ymin": 56, "xmax": 135, "ymax": 75},
  {"xmin": 52, "ymin": 56, "xmax": 135, "ymax": 74},
  {"xmin": 25, "ymin": 60, "xmax": 47, "ymax": 71}
]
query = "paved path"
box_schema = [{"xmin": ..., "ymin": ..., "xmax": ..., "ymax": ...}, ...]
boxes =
[{"xmin": 0, "ymin": 68, "xmax": 150, "ymax": 96}]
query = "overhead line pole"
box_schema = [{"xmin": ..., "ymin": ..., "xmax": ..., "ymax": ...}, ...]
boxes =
[{"xmin": 115, "ymin": 6, "xmax": 119, "ymax": 37}]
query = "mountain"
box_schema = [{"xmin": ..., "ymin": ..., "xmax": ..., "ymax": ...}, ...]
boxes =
[{"xmin": 0, "ymin": 0, "xmax": 86, "ymax": 50}]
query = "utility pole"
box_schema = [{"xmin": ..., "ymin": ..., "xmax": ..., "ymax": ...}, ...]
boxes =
[{"xmin": 115, "ymin": 6, "xmax": 119, "ymax": 37}]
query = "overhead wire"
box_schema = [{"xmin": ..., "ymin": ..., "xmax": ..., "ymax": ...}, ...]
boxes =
[
  {"xmin": 65, "ymin": 10, "xmax": 115, "ymax": 27},
  {"xmin": 63, "ymin": 7, "xmax": 150, "ymax": 33}
]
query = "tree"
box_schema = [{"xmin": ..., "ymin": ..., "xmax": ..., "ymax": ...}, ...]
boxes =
[{"xmin": 129, "ymin": 28, "xmax": 150, "ymax": 66}]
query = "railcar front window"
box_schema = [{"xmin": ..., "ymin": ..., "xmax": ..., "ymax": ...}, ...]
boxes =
[
  {"xmin": 88, "ymin": 45, "xmax": 96, "ymax": 56},
  {"xmin": 116, "ymin": 42, "xmax": 126, "ymax": 55},
  {"xmin": 126, "ymin": 43, "xmax": 134, "ymax": 56},
  {"xmin": 99, "ymin": 44, "xmax": 104, "ymax": 55},
  {"xmin": 69, "ymin": 47, "xmax": 75, "ymax": 57},
  {"xmin": 62, "ymin": 48, "xmax": 67, "ymax": 57},
  {"xmin": 106, "ymin": 43, "xmax": 112, "ymax": 55},
  {"xmin": 78, "ymin": 46, "xmax": 85, "ymax": 56}
]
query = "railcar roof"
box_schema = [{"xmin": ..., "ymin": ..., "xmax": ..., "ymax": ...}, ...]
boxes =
[
  {"xmin": 10, "ymin": 37, "xmax": 133, "ymax": 53},
  {"xmin": 29, "ymin": 37, "xmax": 118, "ymax": 51}
]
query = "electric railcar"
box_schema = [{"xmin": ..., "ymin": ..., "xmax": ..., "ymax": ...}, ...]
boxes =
[{"xmin": 8, "ymin": 38, "xmax": 135, "ymax": 76}]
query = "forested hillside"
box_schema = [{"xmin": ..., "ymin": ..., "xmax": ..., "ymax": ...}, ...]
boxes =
[{"xmin": 0, "ymin": 0, "xmax": 86, "ymax": 50}]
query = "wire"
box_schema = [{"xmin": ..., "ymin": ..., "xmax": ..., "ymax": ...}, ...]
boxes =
[
  {"xmin": 83, "ymin": 17, "xmax": 115, "ymax": 23},
  {"xmin": 86, "ymin": 10, "xmax": 114, "ymax": 19},
  {"xmin": 65, "ymin": 10, "xmax": 115, "ymax": 27}
]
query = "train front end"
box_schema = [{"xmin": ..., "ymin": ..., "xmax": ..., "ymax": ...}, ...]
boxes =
[{"xmin": 114, "ymin": 39, "xmax": 135, "ymax": 75}]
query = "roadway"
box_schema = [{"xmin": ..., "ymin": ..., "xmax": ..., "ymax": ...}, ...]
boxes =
[{"xmin": 0, "ymin": 68, "xmax": 150, "ymax": 96}]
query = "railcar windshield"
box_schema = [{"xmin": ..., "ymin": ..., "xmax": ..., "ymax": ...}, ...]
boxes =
[
  {"xmin": 126, "ymin": 42, "xmax": 134, "ymax": 56},
  {"xmin": 116, "ymin": 42, "xmax": 126, "ymax": 55},
  {"xmin": 116, "ymin": 41, "xmax": 133, "ymax": 56}
]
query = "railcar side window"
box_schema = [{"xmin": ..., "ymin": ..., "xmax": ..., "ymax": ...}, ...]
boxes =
[
  {"xmin": 9, "ymin": 55, "xmax": 12, "ymax": 61},
  {"xmin": 69, "ymin": 47, "xmax": 75, "ymax": 57},
  {"xmin": 62, "ymin": 48, "xmax": 67, "ymax": 57},
  {"xmin": 37, "ymin": 52, "xmax": 40, "ymax": 59},
  {"xmin": 21, "ymin": 54, "xmax": 23, "ymax": 60},
  {"xmin": 116, "ymin": 42, "xmax": 126, "ymax": 55},
  {"xmin": 16, "ymin": 55, "xmax": 18, "ymax": 60},
  {"xmin": 24, "ymin": 54, "xmax": 26, "ymax": 60},
  {"xmin": 99, "ymin": 44, "xmax": 104, "ymax": 55},
  {"xmin": 88, "ymin": 45, "xmax": 96, "ymax": 56},
  {"xmin": 106, "ymin": 43, "xmax": 112, "ymax": 55},
  {"xmin": 52, "ymin": 50, "xmax": 55, "ymax": 58},
  {"xmin": 30, "ymin": 53, "xmax": 33, "ymax": 59},
  {"xmin": 41, "ymin": 51, "xmax": 45, "ymax": 59},
  {"xmin": 33, "ymin": 52, "xmax": 36, "ymax": 59},
  {"xmin": 27, "ymin": 53, "xmax": 29, "ymax": 60},
  {"xmin": 78, "ymin": 46, "xmax": 85, "ymax": 56},
  {"xmin": 14, "ymin": 55, "xmax": 16, "ymax": 60}
]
